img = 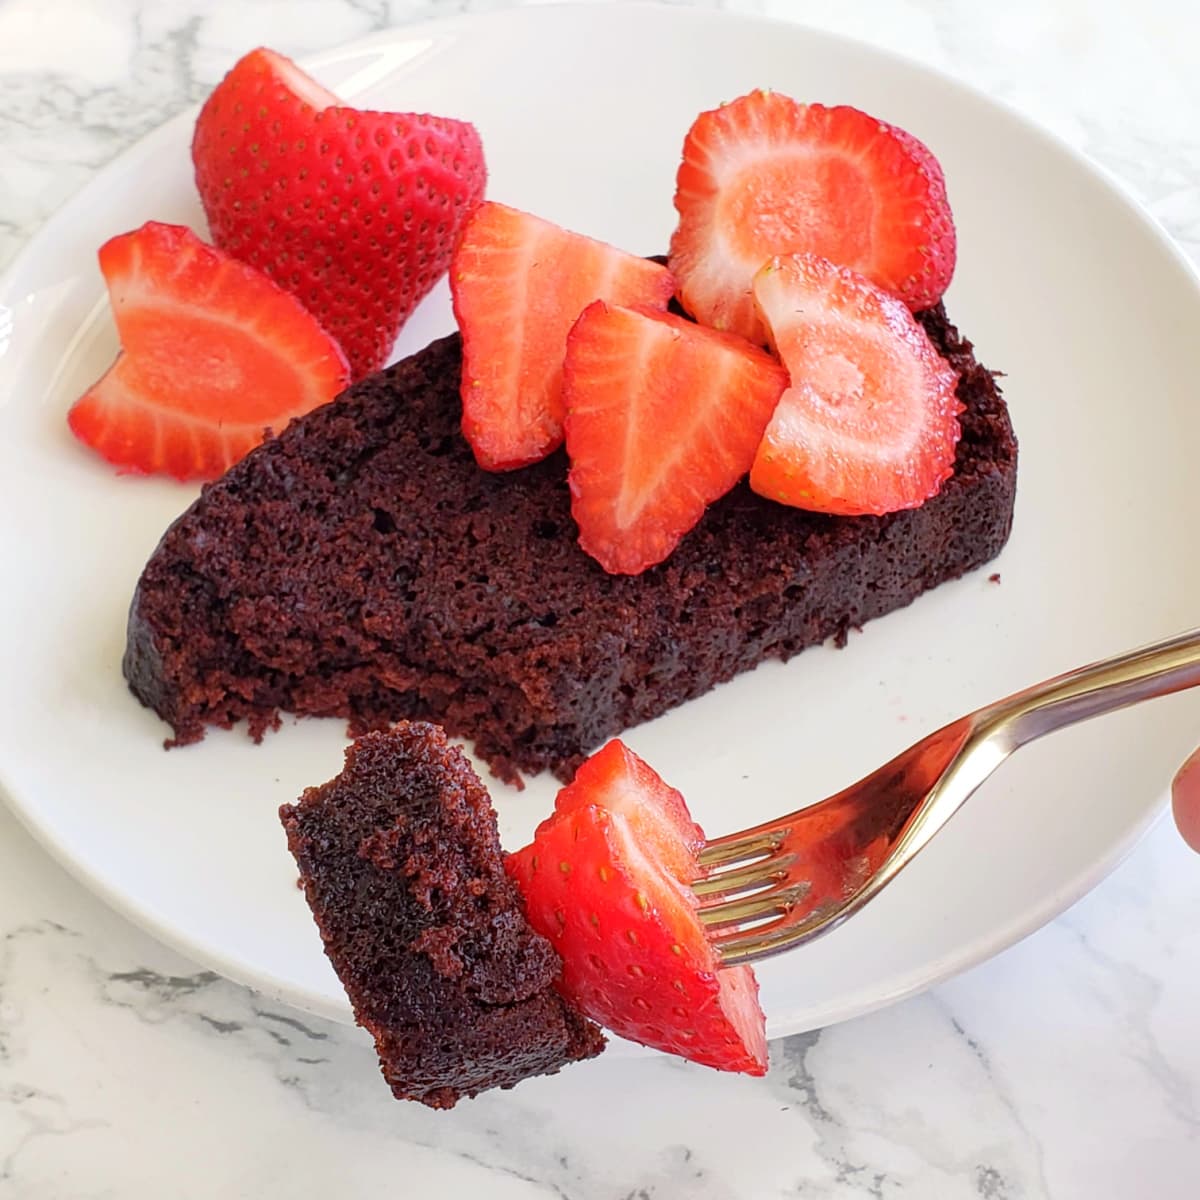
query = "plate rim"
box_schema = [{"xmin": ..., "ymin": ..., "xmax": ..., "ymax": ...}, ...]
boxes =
[{"xmin": 1, "ymin": 0, "xmax": 1197, "ymax": 1042}]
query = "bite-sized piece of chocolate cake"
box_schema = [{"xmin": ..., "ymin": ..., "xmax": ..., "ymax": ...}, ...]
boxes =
[
  {"xmin": 280, "ymin": 723, "xmax": 605, "ymax": 1108},
  {"xmin": 125, "ymin": 305, "xmax": 1017, "ymax": 784}
]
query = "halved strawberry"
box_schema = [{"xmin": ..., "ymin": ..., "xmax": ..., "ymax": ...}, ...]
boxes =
[
  {"xmin": 670, "ymin": 91, "xmax": 956, "ymax": 343},
  {"xmin": 192, "ymin": 47, "xmax": 486, "ymax": 380},
  {"xmin": 563, "ymin": 302, "xmax": 788, "ymax": 574},
  {"xmin": 506, "ymin": 740, "xmax": 766, "ymax": 1075},
  {"xmin": 67, "ymin": 221, "xmax": 350, "ymax": 481},
  {"xmin": 450, "ymin": 202, "xmax": 676, "ymax": 471},
  {"xmin": 749, "ymin": 252, "xmax": 962, "ymax": 516}
]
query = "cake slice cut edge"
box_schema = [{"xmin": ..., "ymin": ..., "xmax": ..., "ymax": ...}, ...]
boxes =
[{"xmin": 279, "ymin": 722, "xmax": 606, "ymax": 1108}]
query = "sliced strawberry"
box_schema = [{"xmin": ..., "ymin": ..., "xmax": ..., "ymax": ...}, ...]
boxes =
[
  {"xmin": 563, "ymin": 302, "xmax": 788, "ymax": 574},
  {"xmin": 749, "ymin": 252, "xmax": 962, "ymax": 516},
  {"xmin": 67, "ymin": 221, "xmax": 350, "ymax": 481},
  {"xmin": 450, "ymin": 202, "xmax": 675, "ymax": 470},
  {"xmin": 192, "ymin": 47, "xmax": 487, "ymax": 380},
  {"xmin": 507, "ymin": 741, "xmax": 766, "ymax": 1075},
  {"xmin": 670, "ymin": 91, "xmax": 956, "ymax": 343},
  {"xmin": 551, "ymin": 739, "xmax": 703, "ymax": 885}
]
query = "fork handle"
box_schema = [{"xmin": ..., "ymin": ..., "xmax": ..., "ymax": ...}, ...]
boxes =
[{"xmin": 978, "ymin": 626, "xmax": 1200, "ymax": 750}]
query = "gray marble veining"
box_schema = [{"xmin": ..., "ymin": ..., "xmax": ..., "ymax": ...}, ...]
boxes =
[{"xmin": 1, "ymin": 1, "xmax": 1199, "ymax": 1196}]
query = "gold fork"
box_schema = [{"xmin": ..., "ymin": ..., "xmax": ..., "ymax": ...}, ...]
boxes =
[{"xmin": 694, "ymin": 626, "xmax": 1200, "ymax": 964}]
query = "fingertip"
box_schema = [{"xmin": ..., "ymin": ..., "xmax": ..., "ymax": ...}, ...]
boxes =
[{"xmin": 1170, "ymin": 745, "xmax": 1200, "ymax": 853}]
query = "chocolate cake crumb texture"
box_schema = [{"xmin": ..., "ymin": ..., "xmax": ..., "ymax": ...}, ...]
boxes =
[
  {"xmin": 125, "ymin": 305, "xmax": 1018, "ymax": 783},
  {"xmin": 279, "ymin": 723, "xmax": 605, "ymax": 1108}
]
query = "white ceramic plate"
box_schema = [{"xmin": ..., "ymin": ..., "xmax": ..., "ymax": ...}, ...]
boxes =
[{"xmin": 3, "ymin": 3, "xmax": 1199, "ymax": 1045}]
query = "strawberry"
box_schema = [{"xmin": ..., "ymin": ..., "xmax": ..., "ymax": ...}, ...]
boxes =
[
  {"xmin": 669, "ymin": 91, "xmax": 956, "ymax": 343},
  {"xmin": 563, "ymin": 302, "xmax": 788, "ymax": 575},
  {"xmin": 749, "ymin": 252, "xmax": 962, "ymax": 516},
  {"xmin": 192, "ymin": 47, "xmax": 486, "ymax": 380},
  {"xmin": 450, "ymin": 202, "xmax": 676, "ymax": 470},
  {"xmin": 67, "ymin": 221, "xmax": 350, "ymax": 481},
  {"xmin": 506, "ymin": 740, "xmax": 767, "ymax": 1075},
  {"xmin": 552, "ymin": 739, "xmax": 703, "ymax": 883}
]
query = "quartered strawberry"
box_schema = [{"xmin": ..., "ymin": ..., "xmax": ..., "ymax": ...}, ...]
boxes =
[
  {"xmin": 192, "ymin": 47, "xmax": 486, "ymax": 380},
  {"xmin": 749, "ymin": 252, "xmax": 962, "ymax": 516},
  {"xmin": 67, "ymin": 221, "xmax": 350, "ymax": 481},
  {"xmin": 450, "ymin": 202, "xmax": 676, "ymax": 470},
  {"xmin": 670, "ymin": 91, "xmax": 956, "ymax": 343},
  {"xmin": 553, "ymin": 739, "xmax": 703, "ymax": 883},
  {"xmin": 563, "ymin": 302, "xmax": 788, "ymax": 574},
  {"xmin": 506, "ymin": 740, "xmax": 767, "ymax": 1075}
]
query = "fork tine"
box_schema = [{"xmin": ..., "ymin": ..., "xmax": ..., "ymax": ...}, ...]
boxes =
[
  {"xmin": 706, "ymin": 910, "xmax": 794, "ymax": 947},
  {"xmin": 707, "ymin": 903, "xmax": 841, "ymax": 964},
  {"xmin": 696, "ymin": 880, "xmax": 813, "ymax": 928},
  {"xmin": 697, "ymin": 829, "xmax": 788, "ymax": 867},
  {"xmin": 692, "ymin": 853, "xmax": 797, "ymax": 899}
]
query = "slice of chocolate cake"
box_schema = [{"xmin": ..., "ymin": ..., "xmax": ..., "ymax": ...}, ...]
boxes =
[
  {"xmin": 280, "ymin": 723, "xmax": 605, "ymax": 1107},
  {"xmin": 125, "ymin": 305, "xmax": 1017, "ymax": 783}
]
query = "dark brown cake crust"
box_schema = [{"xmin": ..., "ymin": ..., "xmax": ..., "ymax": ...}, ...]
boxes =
[
  {"xmin": 280, "ymin": 723, "xmax": 605, "ymax": 1107},
  {"xmin": 125, "ymin": 305, "xmax": 1017, "ymax": 783}
]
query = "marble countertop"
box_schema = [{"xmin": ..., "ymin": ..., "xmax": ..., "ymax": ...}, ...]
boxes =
[{"xmin": 3, "ymin": 1, "xmax": 1199, "ymax": 1196}]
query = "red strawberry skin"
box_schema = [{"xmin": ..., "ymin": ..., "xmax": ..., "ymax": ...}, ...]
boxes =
[
  {"xmin": 563, "ymin": 302, "xmax": 788, "ymax": 575},
  {"xmin": 67, "ymin": 221, "xmax": 350, "ymax": 481},
  {"xmin": 750, "ymin": 252, "xmax": 962, "ymax": 515},
  {"xmin": 451, "ymin": 202, "xmax": 676, "ymax": 471},
  {"xmin": 507, "ymin": 741, "xmax": 767, "ymax": 1075},
  {"xmin": 192, "ymin": 47, "xmax": 486, "ymax": 380},
  {"xmin": 670, "ymin": 91, "xmax": 956, "ymax": 343}
]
